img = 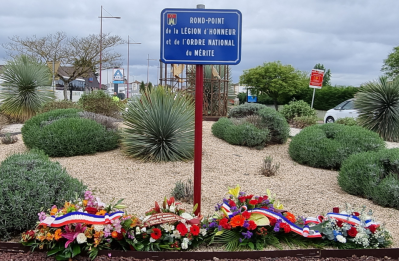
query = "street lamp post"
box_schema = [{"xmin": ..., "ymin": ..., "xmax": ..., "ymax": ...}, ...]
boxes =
[
  {"xmin": 147, "ymin": 54, "xmax": 157, "ymax": 85},
  {"xmin": 127, "ymin": 35, "xmax": 141, "ymax": 98},
  {"xmin": 99, "ymin": 5, "xmax": 121, "ymax": 89}
]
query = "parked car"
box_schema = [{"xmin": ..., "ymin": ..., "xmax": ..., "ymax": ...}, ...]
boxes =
[{"xmin": 323, "ymin": 98, "xmax": 359, "ymax": 123}]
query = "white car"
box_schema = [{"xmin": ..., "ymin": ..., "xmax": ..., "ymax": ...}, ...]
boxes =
[{"xmin": 323, "ymin": 99, "xmax": 359, "ymax": 123}]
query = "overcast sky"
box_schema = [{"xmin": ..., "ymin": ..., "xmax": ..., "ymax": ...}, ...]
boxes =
[{"xmin": 0, "ymin": 0, "xmax": 397, "ymax": 87}]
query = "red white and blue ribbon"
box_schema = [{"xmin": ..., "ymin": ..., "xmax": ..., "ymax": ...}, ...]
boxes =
[
  {"xmin": 39, "ymin": 211, "xmax": 124, "ymax": 227},
  {"xmin": 221, "ymin": 203, "xmax": 322, "ymax": 238},
  {"xmin": 303, "ymin": 213, "xmax": 379, "ymax": 228}
]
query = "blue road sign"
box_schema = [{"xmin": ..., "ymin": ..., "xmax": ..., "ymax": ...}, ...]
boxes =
[
  {"xmin": 160, "ymin": 8, "xmax": 242, "ymax": 65},
  {"xmin": 247, "ymin": 95, "xmax": 257, "ymax": 103}
]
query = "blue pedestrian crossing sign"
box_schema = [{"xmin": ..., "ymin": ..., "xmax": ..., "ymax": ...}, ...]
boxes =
[{"xmin": 113, "ymin": 68, "xmax": 124, "ymax": 84}]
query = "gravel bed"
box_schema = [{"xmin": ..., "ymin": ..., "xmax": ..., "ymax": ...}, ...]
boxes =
[{"xmin": 1, "ymin": 121, "xmax": 399, "ymax": 255}]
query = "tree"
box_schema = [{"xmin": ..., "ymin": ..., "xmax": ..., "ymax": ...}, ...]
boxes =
[
  {"xmin": 313, "ymin": 63, "xmax": 331, "ymax": 86},
  {"xmin": 239, "ymin": 61, "xmax": 304, "ymax": 110},
  {"xmin": 354, "ymin": 76, "xmax": 399, "ymax": 142},
  {"xmin": 0, "ymin": 55, "xmax": 55, "ymax": 121},
  {"xmin": 381, "ymin": 46, "xmax": 399, "ymax": 79},
  {"xmin": 2, "ymin": 32, "xmax": 124, "ymax": 100},
  {"xmin": 147, "ymin": 82, "xmax": 153, "ymax": 92},
  {"xmin": 139, "ymin": 81, "xmax": 146, "ymax": 93}
]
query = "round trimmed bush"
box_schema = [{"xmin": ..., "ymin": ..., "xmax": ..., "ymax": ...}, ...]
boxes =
[
  {"xmin": 0, "ymin": 149, "xmax": 86, "ymax": 240},
  {"xmin": 22, "ymin": 109, "xmax": 120, "ymax": 157},
  {"xmin": 280, "ymin": 100, "xmax": 316, "ymax": 122},
  {"xmin": 257, "ymin": 107, "xmax": 290, "ymax": 144},
  {"xmin": 228, "ymin": 103, "xmax": 267, "ymax": 118},
  {"xmin": 211, "ymin": 117, "xmax": 234, "ymax": 139},
  {"xmin": 338, "ymin": 149, "xmax": 399, "ymax": 208},
  {"xmin": 289, "ymin": 124, "xmax": 385, "ymax": 169}
]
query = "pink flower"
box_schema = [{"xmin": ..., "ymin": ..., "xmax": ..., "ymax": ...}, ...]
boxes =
[{"xmin": 61, "ymin": 224, "xmax": 87, "ymax": 248}]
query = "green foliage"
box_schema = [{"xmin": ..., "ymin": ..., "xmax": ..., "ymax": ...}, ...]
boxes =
[
  {"xmin": 240, "ymin": 61, "xmax": 306, "ymax": 109},
  {"xmin": 1, "ymin": 133, "xmax": 18, "ymax": 144},
  {"xmin": 39, "ymin": 100, "xmax": 80, "ymax": 114},
  {"xmin": 211, "ymin": 117, "xmax": 234, "ymax": 139},
  {"xmin": 22, "ymin": 109, "xmax": 119, "ymax": 157},
  {"xmin": 294, "ymin": 85, "xmax": 359, "ymax": 110},
  {"xmin": 0, "ymin": 149, "xmax": 86, "ymax": 240},
  {"xmin": 0, "ymin": 55, "xmax": 55, "ymax": 122},
  {"xmin": 78, "ymin": 111, "xmax": 119, "ymax": 130},
  {"xmin": 338, "ymin": 149, "xmax": 399, "ymax": 208},
  {"xmin": 171, "ymin": 179, "xmax": 193, "ymax": 203},
  {"xmin": 78, "ymin": 90, "xmax": 122, "ymax": 118},
  {"xmin": 260, "ymin": 156, "xmax": 280, "ymax": 176},
  {"xmin": 139, "ymin": 81, "xmax": 146, "ymax": 93},
  {"xmin": 257, "ymin": 107, "xmax": 290, "ymax": 144},
  {"xmin": 381, "ymin": 46, "xmax": 399, "ymax": 78},
  {"xmin": 335, "ymin": 117, "xmax": 358, "ymax": 126},
  {"xmin": 122, "ymin": 86, "xmax": 195, "ymax": 162},
  {"xmin": 355, "ymin": 76, "xmax": 399, "ymax": 142},
  {"xmin": 291, "ymin": 115, "xmax": 318, "ymax": 128},
  {"xmin": 228, "ymin": 103, "xmax": 267, "ymax": 118},
  {"xmin": 289, "ymin": 124, "xmax": 385, "ymax": 169},
  {"xmin": 314, "ymin": 63, "xmax": 331, "ymax": 86},
  {"xmin": 237, "ymin": 92, "xmax": 247, "ymax": 104},
  {"xmin": 280, "ymin": 100, "xmax": 316, "ymax": 121}
]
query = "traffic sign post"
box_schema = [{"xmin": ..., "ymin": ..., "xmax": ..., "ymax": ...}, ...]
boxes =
[
  {"xmin": 309, "ymin": 69, "xmax": 325, "ymax": 108},
  {"xmin": 160, "ymin": 6, "xmax": 242, "ymax": 216}
]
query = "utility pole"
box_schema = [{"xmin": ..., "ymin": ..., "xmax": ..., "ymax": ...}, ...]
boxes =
[{"xmin": 147, "ymin": 54, "xmax": 156, "ymax": 85}]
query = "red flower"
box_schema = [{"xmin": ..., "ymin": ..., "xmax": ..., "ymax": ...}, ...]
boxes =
[
  {"xmin": 219, "ymin": 218, "xmax": 231, "ymax": 229},
  {"xmin": 269, "ymin": 217, "xmax": 276, "ymax": 226},
  {"xmin": 245, "ymin": 195, "xmax": 254, "ymax": 200},
  {"xmin": 229, "ymin": 199, "xmax": 236, "ymax": 207},
  {"xmin": 151, "ymin": 228, "xmax": 162, "ymax": 240},
  {"xmin": 242, "ymin": 211, "xmax": 251, "ymax": 219},
  {"xmin": 190, "ymin": 225, "xmax": 200, "ymax": 236},
  {"xmin": 352, "ymin": 212, "xmax": 360, "ymax": 217},
  {"xmin": 116, "ymin": 232, "xmax": 124, "ymax": 240},
  {"xmin": 249, "ymin": 200, "xmax": 258, "ymax": 205},
  {"xmin": 238, "ymin": 197, "xmax": 246, "ymax": 203},
  {"xmin": 347, "ymin": 227, "xmax": 358, "ymax": 237},
  {"xmin": 167, "ymin": 197, "xmax": 175, "ymax": 206},
  {"xmin": 368, "ymin": 224, "xmax": 378, "ymax": 234},
  {"xmin": 332, "ymin": 207, "xmax": 340, "ymax": 213},
  {"xmin": 280, "ymin": 223, "xmax": 291, "ymax": 233},
  {"xmin": 261, "ymin": 206, "xmax": 269, "ymax": 210},
  {"xmin": 336, "ymin": 220, "xmax": 343, "ymax": 227},
  {"xmin": 257, "ymin": 197, "xmax": 264, "ymax": 204},
  {"xmin": 248, "ymin": 220, "xmax": 257, "ymax": 230},
  {"xmin": 176, "ymin": 223, "xmax": 188, "ymax": 236},
  {"xmin": 85, "ymin": 207, "xmax": 98, "ymax": 215}
]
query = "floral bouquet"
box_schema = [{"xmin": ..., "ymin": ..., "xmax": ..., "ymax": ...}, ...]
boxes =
[
  {"xmin": 122, "ymin": 196, "xmax": 207, "ymax": 251},
  {"xmin": 204, "ymin": 185, "xmax": 321, "ymax": 251},
  {"xmin": 21, "ymin": 191, "xmax": 128, "ymax": 260},
  {"xmin": 302, "ymin": 204, "xmax": 392, "ymax": 249}
]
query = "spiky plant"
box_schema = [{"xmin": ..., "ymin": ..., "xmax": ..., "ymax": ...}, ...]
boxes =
[
  {"xmin": 0, "ymin": 55, "xmax": 54, "ymax": 122},
  {"xmin": 355, "ymin": 76, "xmax": 399, "ymax": 142},
  {"xmin": 122, "ymin": 86, "xmax": 195, "ymax": 162}
]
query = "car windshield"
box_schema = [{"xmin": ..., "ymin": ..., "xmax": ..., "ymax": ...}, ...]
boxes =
[
  {"xmin": 334, "ymin": 100, "xmax": 349, "ymax": 110},
  {"xmin": 342, "ymin": 100, "xmax": 354, "ymax": 110}
]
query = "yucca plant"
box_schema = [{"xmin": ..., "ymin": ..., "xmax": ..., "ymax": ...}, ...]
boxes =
[
  {"xmin": 355, "ymin": 76, "xmax": 399, "ymax": 141},
  {"xmin": 0, "ymin": 55, "xmax": 55, "ymax": 122},
  {"xmin": 122, "ymin": 86, "xmax": 195, "ymax": 162}
]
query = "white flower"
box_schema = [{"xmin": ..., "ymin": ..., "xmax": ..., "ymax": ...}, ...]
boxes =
[
  {"xmin": 141, "ymin": 227, "xmax": 147, "ymax": 233},
  {"xmin": 200, "ymin": 228, "xmax": 207, "ymax": 236},
  {"xmin": 169, "ymin": 204, "xmax": 176, "ymax": 212},
  {"xmin": 180, "ymin": 213, "xmax": 193, "ymax": 220},
  {"xmin": 160, "ymin": 224, "xmax": 174, "ymax": 233},
  {"xmin": 149, "ymin": 237, "xmax": 156, "ymax": 243},
  {"xmin": 76, "ymin": 233, "xmax": 87, "ymax": 244},
  {"xmin": 135, "ymin": 227, "xmax": 141, "ymax": 235},
  {"xmin": 142, "ymin": 215, "xmax": 151, "ymax": 223},
  {"xmin": 181, "ymin": 238, "xmax": 190, "ymax": 249},
  {"xmin": 93, "ymin": 225, "xmax": 105, "ymax": 232},
  {"xmin": 171, "ymin": 230, "xmax": 181, "ymax": 238},
  {"xmin": 336, "ymin": 235, "xmax": 346, "ymax": 243}
]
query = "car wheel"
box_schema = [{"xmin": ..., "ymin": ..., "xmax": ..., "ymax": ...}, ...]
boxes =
[{"xmin": 326, "ymin": 116, "xmax": 335, "ymax": 123}]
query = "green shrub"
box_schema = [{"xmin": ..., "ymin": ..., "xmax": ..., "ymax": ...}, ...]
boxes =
[
  {"xmin": 289, "ymin": 124, "xmax": 385, "ymax": 169},
  {"xmin": 338, "ymin": 149, "xmax": 399, "ymax": 208},
  {"xmin": 280, "ymin": 100, "xmax": 316, "ymax": 121},
  {"xmin": 122, "ymin": 86, "xmax": 194, "ymax": 162},
  {"xmin": 39, "ymin": 100, "xmax": 80, "ymax": 114},
  {"xmin": 335, "ymin": 117, "xmax": 358, "ymax": 126},
  {"xmin": 0, "ymin": 149, "xmax": 86, "ymax": 240},
  {"xmin": 1, "ymin": 133, "xmax": 18, "ymax": 144},
  {"xmin": 171, "ymin": 179, "xmax": 193, "ymax": 203},
  {"xmin": 78, "ymin": 90, "xmax": 122, "ymax": 118},
  {"xmin": 228, "ymin": 103, "xmax": 267, "ymax": 118},
  {"xmin": 211, "ymin": 117, "xmax": 234, "ymax": 139},
  {"xmin": 22, "ymin": 109, "xmax": 119, "ymax": 157},
  {"xmin": 355, "ymin": 76, "xmax": 399, "ymax": 142},
  {"xmin": 257, "ymin": 107, "xmax": 290, "ymax": 144},
  {"xmin": 291, "ymin": 115, "xmax": 318, "ymax": 128}
]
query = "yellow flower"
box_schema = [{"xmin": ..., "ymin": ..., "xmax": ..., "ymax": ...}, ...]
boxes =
[
  {"xmin": 37, "ymin": 234, "xmax": 46, "ymax": 242},
  {"xmin": 54, "ymin": 229, "xmax": 62, "ymax": 241},
  {"xmin": 228, "ymin": 185, "xmax": 240, "ymax": 198},
  {"xmin": 50, "ymin": 208, "xmax": 58, "ymax": 216},
  {"xmin": 273, "ymin": 200, "xmax": 284, "ymax": 210},
  {"xmin": 46, "ymin": 232, "xmax": 54, "ymax": 241},
  {"xmin": 82, "ymin": 200, "xmax": 88, "ymax": 206}
]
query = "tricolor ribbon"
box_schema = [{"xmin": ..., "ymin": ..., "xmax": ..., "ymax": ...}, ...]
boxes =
[
  {"xmin": 39, "ymin": 211, "xmax": 124, "ymax": 227},
  {"xmin": 303, "ymin": 213, "xmax": 379, "ymax": 228}
]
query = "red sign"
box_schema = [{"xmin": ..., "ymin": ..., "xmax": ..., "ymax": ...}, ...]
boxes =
[{"xmin": 309, "ymin": 69, "xmax": 324, "ymax": 89}]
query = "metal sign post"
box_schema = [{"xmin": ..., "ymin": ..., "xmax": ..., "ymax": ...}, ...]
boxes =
[
  {"xmin": 309, "ymin": 69, "xmax": 324, "ymax": 108},
  {"xmin": 160, "ymin": 6, "xmax": 242, "ymax": 216}
]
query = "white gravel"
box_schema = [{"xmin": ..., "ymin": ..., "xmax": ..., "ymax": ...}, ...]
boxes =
[{"xmin": 1, "ymin": 122, "xmax": 399, "ymax": 247}]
